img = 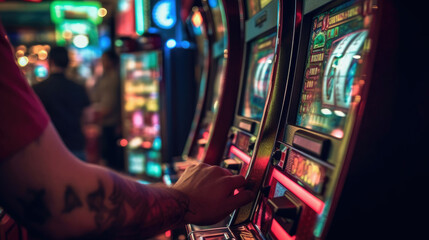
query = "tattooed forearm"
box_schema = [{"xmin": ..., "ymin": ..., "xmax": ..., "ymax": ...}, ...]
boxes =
[
  {"xmin": 18, "ymin": 189, "xmax": 51, "ymax": 224},
  {"xmin": 62, "ymin": 186, "xmax": 82, "ymax": 213},
  {"xmin": 16, "ymin": 172, "xmax": 189, "ymax": 239},
  {"xmin": 83, "ymin": 172, "xmax": 190, "ymax": 239},
  {"xmin": 86, "ymin": 180, "xmax": 114, "ymax": 229}
]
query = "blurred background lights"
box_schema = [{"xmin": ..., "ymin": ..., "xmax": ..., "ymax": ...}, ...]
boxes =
[
  {"xmin": 62, "ymin": 30, "xmax": 73, "ymax": 40},
  {"xmin": 99, "ymin": 35, "xmax": 111, "ymax": 50},
  {"xmin": 38, "ymin": 50, "xmax": 48, "ymax": 60},
  {"xmin": 331, "ymin": 129, "xmax": 344, "ymax": 138},
  {"xmin": 28, "ymin": 54, "xmax": 37, "ymax": 64},
  {"xmin": 166, "ymin": 39, "xmax": 176, "ymax": 48},
  {"xmin": 35, "ymin": 65, "xmax": 48, "ymax": 78},
  {"xmin": 115, "ymin": 39, "xmax": 124, "ymax": 47},
  {"xmin": 118, "ymin": 0, "xmax": 131, "ymax": 11},
  {"xmin": 181, "ymin": 41, "xmax": 190, "ymax": 49},
  {"xmin": 334, "ymin": 110, "xmax": 346, "ymax": 117},
  {"xmin": 98, "ymin": 7, "xmax": 107, "ymax": 17},
  {"xmin": 18, "ymin": 56, "xmax": 29, "ymax": 67},
  {"xmin": 73, "ymin": 34, "xmax": 89, "ymax": 48},
  {"xmin": 119, "ymin": 138, "xmax": 128, "ymax": 147},
  {"xmin": 191, "ymin": 11, "xmax": 203, "ymax": 27},
  {"xmin": 321, "ymin": 108, "xmax": 332, "ymax": 115}
]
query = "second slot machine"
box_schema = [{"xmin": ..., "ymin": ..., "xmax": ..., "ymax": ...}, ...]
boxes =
[
  {"xmin": 187, "ymin": 0, "xmax": 302, "ymax": 238},
  {"xmin": 252, "ymin": 0, "xmax": 406, "ymax": 239}
]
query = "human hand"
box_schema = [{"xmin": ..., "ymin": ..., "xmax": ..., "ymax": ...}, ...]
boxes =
[{"xmin": 172, "ymin": 163, "xmax": 254, "ymax": 225}]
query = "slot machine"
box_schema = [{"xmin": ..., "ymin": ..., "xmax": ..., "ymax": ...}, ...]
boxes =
[
  {"xmin": 119, "ymin": 35, "xmax": 165, "ymax": 180},
  {"xmin": 251, "ymin": 0, "xmax": 410, "ymax": 239},
  {"xmin": 176, "ymin": 1, "xmax": 219, "ymax": 172},
  {"xmin": 181, "ymin": 0, "xmax": 229, "ymax": 164},
  {"xmin": 172, "ymin": 0, "xmax": 245, "ymax": 177},
  {"xmin": 187, "ymin": 0, "xmax": 302, "ymax": 238}
]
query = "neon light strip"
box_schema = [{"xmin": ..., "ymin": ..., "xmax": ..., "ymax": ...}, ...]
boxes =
[
  {"xmin": 135, "ymin": 0, "xmax": 145, "ymax": 35},
  {"xmin": 230, "ymin": 145, "xmax": 251, "ymax": 164},
  {"xmin": 271, "ymin": 219, "xmax": 296, "ymax": 240},
  {"xmin": 271, "ymin": 169, "xmax": 325, "ymax": 214}
]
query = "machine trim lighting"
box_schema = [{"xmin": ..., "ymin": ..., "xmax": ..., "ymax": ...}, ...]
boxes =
[
  {"xmin": 230, "ymin": 145, "xmax": 251, "ymax": 164},
  {"xmin": 271, "ymin": 219, "xmax": 296, "ymax": 240}
]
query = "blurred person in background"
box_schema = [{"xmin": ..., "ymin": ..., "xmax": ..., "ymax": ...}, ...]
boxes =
[
  {"xmin": 91, "ymin": 50, "xmax": 124, "ymax": 171},
  {"xmin": 33, "ymin": 46, "xmax": 91, "ymax": 161}
]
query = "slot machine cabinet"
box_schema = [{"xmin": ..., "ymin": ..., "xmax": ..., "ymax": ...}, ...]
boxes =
[
  {"xmin": 181, "ymin": 0, "xmax": 228, "ymax": 164},
  {"xmin": 119, "ymin": 35, "xmax": 165, "ymax": 180},
  {"xmin": 199, "ymin": 0, "xmax": 245, "ymax": 166},
  {"xmin": 171, "ymin": 0, "xmax": 246, "ymax": 178},
  {"xmin": 187, "ymin": 0, "xmax": 302, "ymax": 238},
  {"xmin": 251, "ymin": 0, "xmax": 412, "ymax": 239},
  {"xmin": 172, "ymin": 2, "xmax": 218, "ymax": 176}
]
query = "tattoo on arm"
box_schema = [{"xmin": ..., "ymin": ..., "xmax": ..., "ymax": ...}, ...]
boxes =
[
  {"xmin": 86, "ymin": 180, "xmax": 110, "ymax": 229},
  {"xmin": 83, "ymin": 173, "xmax": 189, "ymax": 239},
  {"xmin": 18, "ymin": 189, "xmax": 51, "ymax": 224},
  {"xmin": 17, "ymin": 173, "xmax": 189, "ymax": 239},
  {"xmin": 62, "ymin": 186, "xmax": 83, "ymax": 213}
]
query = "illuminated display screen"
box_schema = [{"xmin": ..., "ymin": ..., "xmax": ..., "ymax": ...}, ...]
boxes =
[
  {"xmin": 50, "ymin": 1, "xmax": 102, "ymax": 25},
  {"xmin": 285, "ymin": 150, "xmax": 325, "ymax": 194},
  {"xmin": 240, "ymin": 33, "xmax": 276, "ymax": 121},
  {"xmin": 296, "ymin": 0, "xmax": 372, "ymax": 138},
  {"xmin": 121, "ymin": 50, "xmax": 163, "ymax": 177},
  {"xmin": 246, "ymin": 0, "xmax": 274, "ymax": 18},
  {"xmin": 273, "ymin": 182, "xmax": 287, "ymax": 197},
  {"xmin": 235, "ymin": 132, "xmax": 251, "ymax": 152}
]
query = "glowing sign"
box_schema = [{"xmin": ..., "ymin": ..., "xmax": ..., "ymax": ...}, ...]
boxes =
[
  {"xmin": 50, "ymin": 1, "xmax": 102, "ymax": 25},
  {"xmin": 135, "ymin": 0, "xmax": 145, "ymax": 35},
  {"xmin": 285, "ymin": 150, "xmax": 325, "ymax": 193}
]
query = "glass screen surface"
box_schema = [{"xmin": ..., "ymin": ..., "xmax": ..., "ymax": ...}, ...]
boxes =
[
  {"xmin": 295, "ymin": 0, "xmax": 373, "ymax": 138},
  {"xmin": 121, "ymin": 50, "xmax": 162, "ymax": 176},
  {"xmin": 240, "ymin": 33, "xmax": 276, "ymax": 121}
]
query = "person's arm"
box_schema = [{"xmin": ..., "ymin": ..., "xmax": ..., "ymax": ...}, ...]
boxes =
[{"xmin": 0, "ymin": 123, "xmax": 253, "ymax": 240}]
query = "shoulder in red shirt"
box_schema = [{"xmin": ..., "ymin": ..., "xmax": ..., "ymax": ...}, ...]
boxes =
[{"xmin": 0, "ymin": 22, "xmax": 50, "ymax": 160}]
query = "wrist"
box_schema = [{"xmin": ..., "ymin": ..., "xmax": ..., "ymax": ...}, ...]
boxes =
[{"xmin": 168, "ymin": 186, "xmax": 191, "ymax": 225}]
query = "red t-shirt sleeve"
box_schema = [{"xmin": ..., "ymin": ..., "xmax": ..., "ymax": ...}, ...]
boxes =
[{"xmin": 0, "ymin": 24, "xmax": 50, "ymax": 160}]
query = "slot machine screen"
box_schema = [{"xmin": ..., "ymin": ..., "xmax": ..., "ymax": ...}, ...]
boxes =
[
  {"xmin": 295, "ymin": 0, "xmax": 371, "ymax": 138},
  {"xmin": 239, "ymin": 33, "xmax": 276, "ymax": 121}
]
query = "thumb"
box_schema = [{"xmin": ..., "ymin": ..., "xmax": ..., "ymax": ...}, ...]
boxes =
[{"xmin": 225, "ymin": 189, "xmax": 255, "ymax": 212}]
